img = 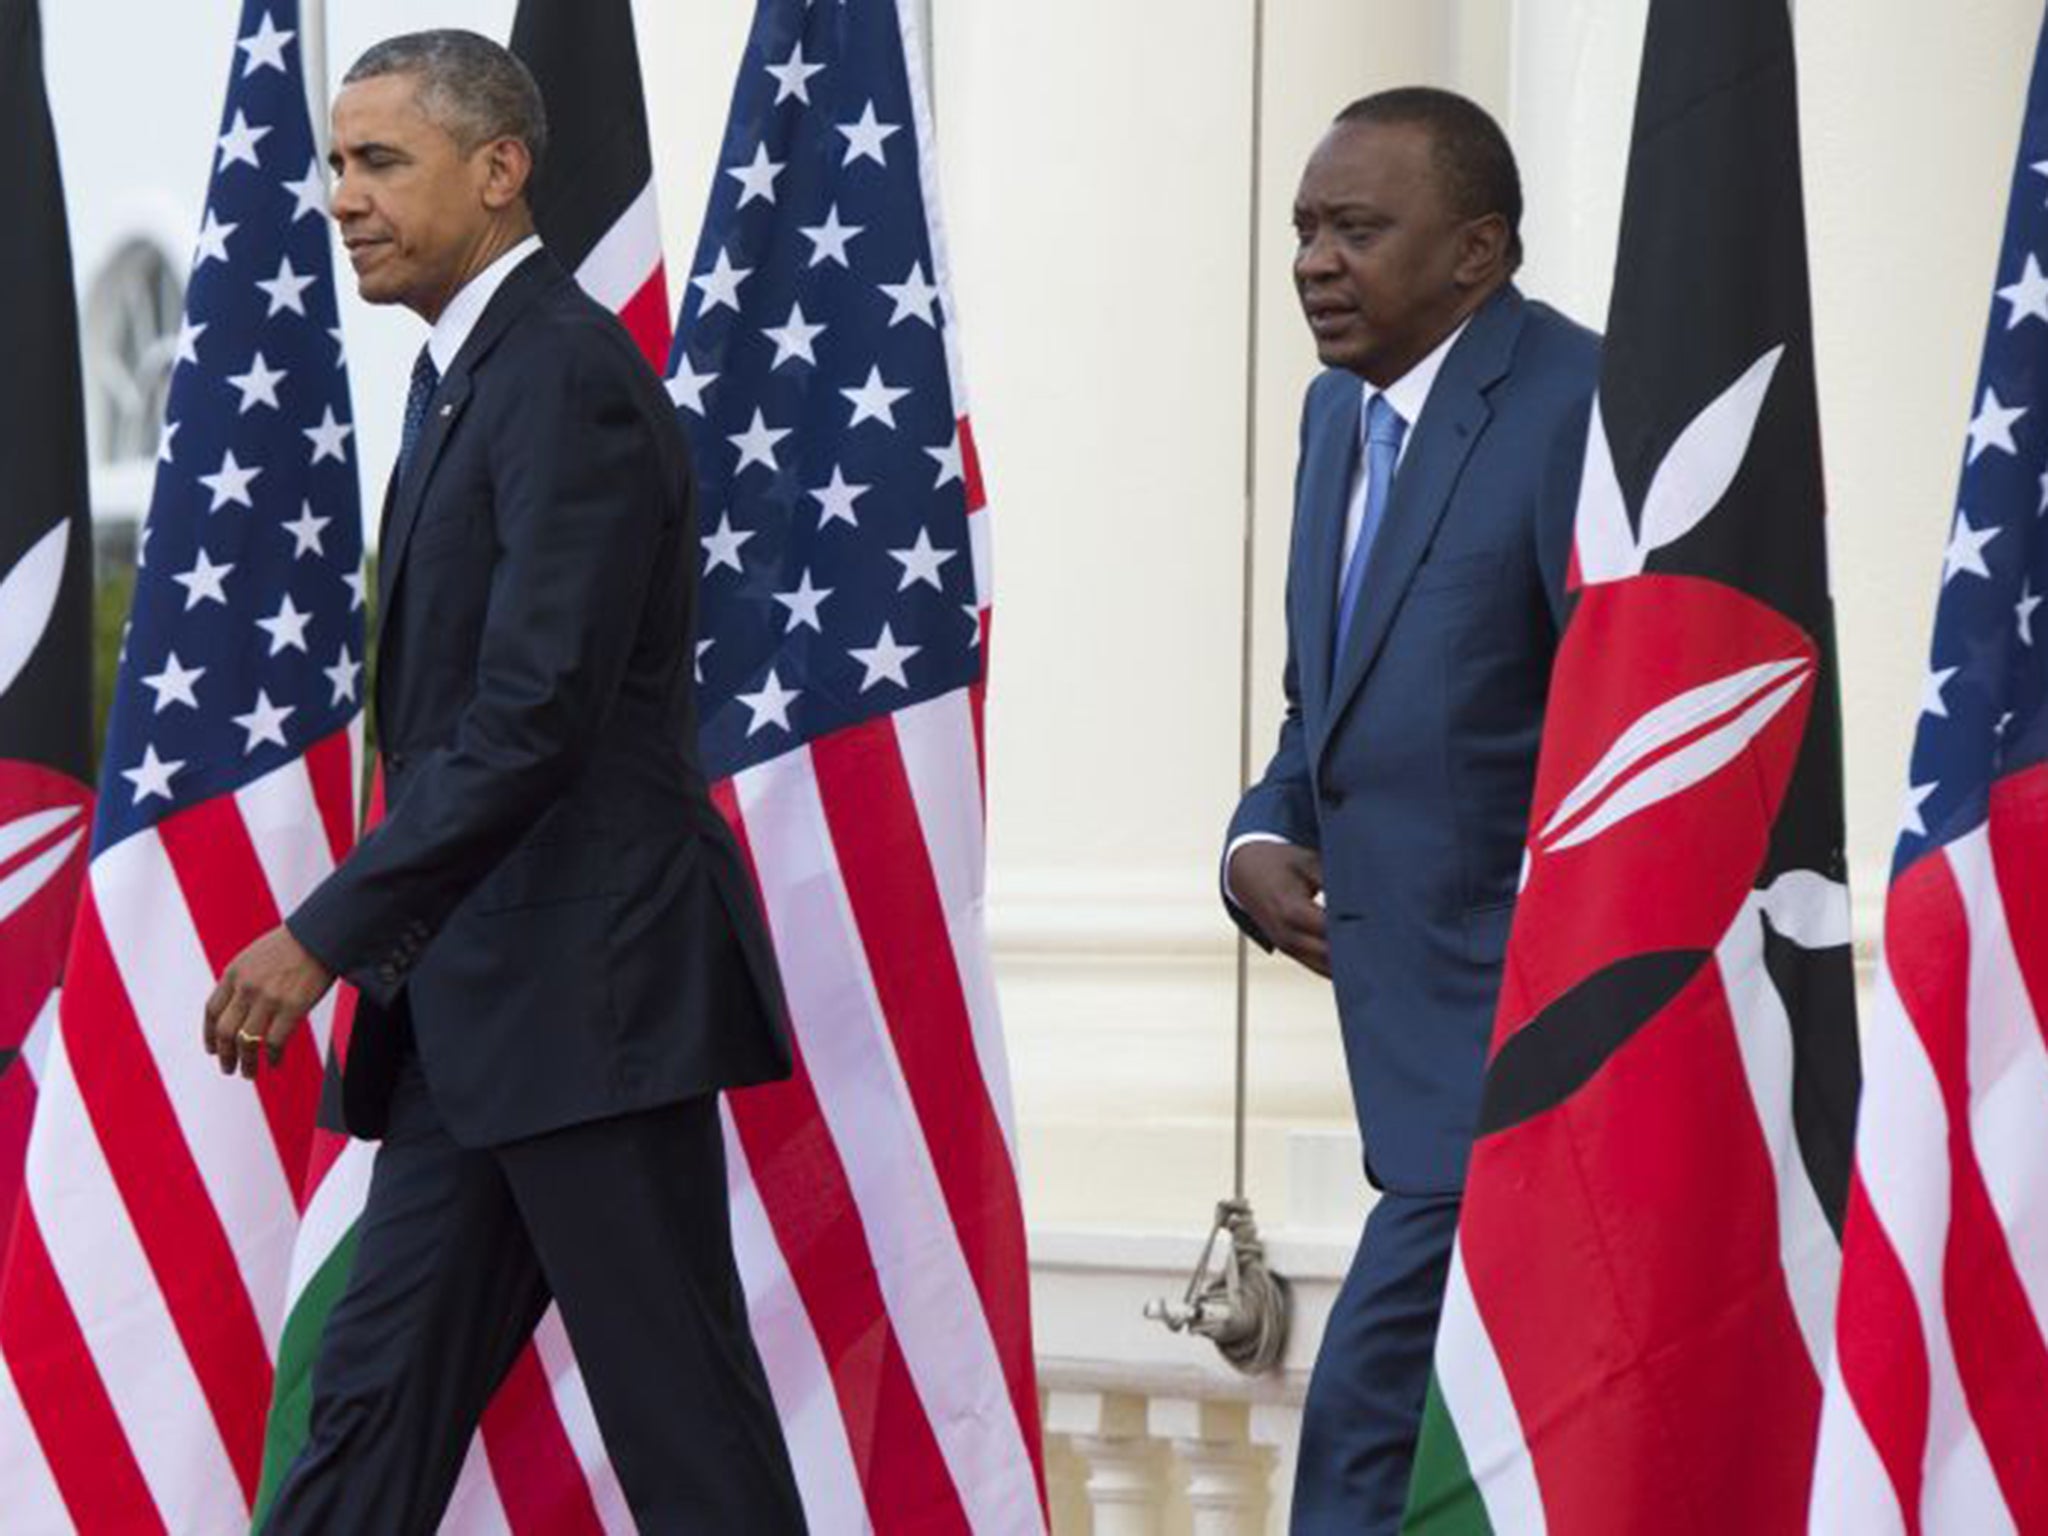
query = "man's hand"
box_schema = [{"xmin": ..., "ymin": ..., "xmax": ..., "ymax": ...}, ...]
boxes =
[
  {"xmin": 1229, "ymin": 841, "xmax": 1330, "ymax": 977},
  {"xmin": 204, "ymin": 925, "xmax": 336, "ymax": 1079}
]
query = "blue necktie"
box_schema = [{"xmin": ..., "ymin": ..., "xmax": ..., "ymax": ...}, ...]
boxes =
[
  {"xmin": 1334, "ymin": 393, "xmax": 1407, "ymax": 667},
  {"xmin": 395, "ymin": 346, "xmax": 441, "ymax": 488}
]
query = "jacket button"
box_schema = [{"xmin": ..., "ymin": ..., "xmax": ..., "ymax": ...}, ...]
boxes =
[
  {"xmin": 386, "ymin": 751, "xmax": 408, "ymax": 774},
  {"xmin": 1320, "ymin": 783, "xmax": 1345, "ymax": 809}
]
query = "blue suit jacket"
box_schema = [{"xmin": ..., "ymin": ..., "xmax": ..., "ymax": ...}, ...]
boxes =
[{"xmin": 1228, "ymin": 286, "xmax": 1599, "ymax": 1194}]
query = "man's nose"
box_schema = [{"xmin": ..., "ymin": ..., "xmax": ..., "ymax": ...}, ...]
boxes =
[
  {"xmin": 1295, "ymin": 228, "xmax": 1340, "ymax": 280},
  {"xmin": 328, "ymin": 171, "xmax": 364, "ymax": 221}
]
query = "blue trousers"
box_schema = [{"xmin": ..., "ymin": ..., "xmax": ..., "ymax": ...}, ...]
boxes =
[{"xmin": 1291, "ymin": 1192, "xmax": 1462, "ymax": 1535}]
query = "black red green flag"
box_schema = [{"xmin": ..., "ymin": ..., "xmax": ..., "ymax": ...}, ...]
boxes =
[
  {"xmin": 1405, "ymin": 0, "xmax": 1861, "ymax": 1528},
  {"xmin": 0, "ymin": 0, "xmax": 95, "ymax": 1239},
  {"xmin": 511, "ymin": 0, "xmax": 673, "ymax": 372}
]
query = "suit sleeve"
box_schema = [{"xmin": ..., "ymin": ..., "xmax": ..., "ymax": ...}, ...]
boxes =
[
  {"xmin": 288, "ymin": 338, "xmax": 667, "ymax": 1004},
  {"xmin": 1221, "ymin": 385, "xmax": 1324, "ymax": 949}
]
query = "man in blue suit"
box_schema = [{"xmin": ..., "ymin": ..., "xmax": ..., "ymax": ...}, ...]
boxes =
[{"xmin": 1224, "ymin": 89, "xmax": 1599, "ymax": 1532}]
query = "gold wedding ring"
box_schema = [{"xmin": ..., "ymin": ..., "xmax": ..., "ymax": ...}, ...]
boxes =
[{"xmin": 237, "ymin": 1030, "xmax": 265, "ymax": 1047}]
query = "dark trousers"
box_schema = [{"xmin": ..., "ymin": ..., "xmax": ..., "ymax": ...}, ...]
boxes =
[
  {"xmin": 1291, "ymin": 1192, "xmax": 1462, "ymax": 1536},
  {"xmin": 261, "ymin": 1051, "xmax": 806, "ymax": 1535}
]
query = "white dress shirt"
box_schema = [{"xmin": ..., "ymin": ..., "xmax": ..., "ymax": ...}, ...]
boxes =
[
  {"xmin": 425, "ymin": 233, "xmax": 543, "ymax": 374},
  {"xmin": 1226, "ymin": 316, "xmax": 1473, "ymax": 903}
]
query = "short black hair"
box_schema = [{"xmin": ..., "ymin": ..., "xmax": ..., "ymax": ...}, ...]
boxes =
[
  {"xmin": 1334, "ymin": 87, "xmax": 1522, "ymax": 270},
  {"xmin": 345, "ymin": 29, "xmax": 548, "ymax": 170}
]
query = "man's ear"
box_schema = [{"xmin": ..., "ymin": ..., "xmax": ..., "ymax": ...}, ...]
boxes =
[
  {"xmin": 479, "ymin": 136, "xmax": 534, "ymax": 211},
  {"xmin": 1452, "ymin": 213, "xmax": 1510, "ymax": 287}
]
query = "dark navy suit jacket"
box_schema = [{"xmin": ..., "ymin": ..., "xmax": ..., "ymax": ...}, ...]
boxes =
[
  {"xmin": 291, "ymin": 251, "xmax": 792, "ymax": 1147},
  {"xmin": 1227, "ymin": 286, "xmax": 1599, "ymax": 1194}
]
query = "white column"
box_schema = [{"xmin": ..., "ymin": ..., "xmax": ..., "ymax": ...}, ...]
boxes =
[
  {"xmin": 1045, "ymin": 1390, "xmax": 1164, "ymax": 1536},
  {"xmin": 1250, "ymin": 1402, "xmax": 1306, "ymax": 1535},
  {"xmin": 1793, "ymin": 0, "xmax": 2039, "ymax": 902},
  {"xmin": 1502, "ymin": 0, "xmax": 1648, "ymax": 328},
  {"xmin": 1151, "ymin": 1397, "xmax": 1273, "ymax": 1536}
]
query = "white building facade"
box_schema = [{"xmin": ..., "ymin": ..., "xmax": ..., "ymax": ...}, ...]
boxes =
[{"xmin": 42, "ymin": 0, "xmax": 2044, "ymax": 1528}]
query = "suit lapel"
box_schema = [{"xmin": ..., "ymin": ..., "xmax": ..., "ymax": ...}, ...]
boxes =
[
  {"xmin": 1296, "ymin": 380, "xmax": 1357, "ymax": 744},
  {"xmin": 375, "ymin": 249, "xmax": 564, "ymax": 616},
  {"xmin": 376, "ymin": 372, "xmax": 471, "ymax": 615},
  {"xmin": 1319, "ymin": 287, "xmax": 1525, "ymax": 759}
]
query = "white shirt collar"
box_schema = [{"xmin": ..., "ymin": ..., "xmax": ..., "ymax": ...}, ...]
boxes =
[
  {"xmin": 1360, "ymin": 314, "xmax": 1472, "ymax": 441},
  {"xmin": 425, "ymin": 234, "xmax": 543, "ymax": 374}
]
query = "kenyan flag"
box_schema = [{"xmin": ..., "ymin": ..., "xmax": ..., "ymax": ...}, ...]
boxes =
[
  {"xmin": 250, "ymin": 996, "xmax": 372, "ymax": 1521},
  {"xmin": 1404, "ymin": 0, "xmax": 1860, "ymax": 1528},
  {"xmin": 0, "ymin": 0, "xmax": 95, "ymax": 1243}
]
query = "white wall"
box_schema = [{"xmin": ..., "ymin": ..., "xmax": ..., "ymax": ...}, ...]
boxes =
[
  {"xmin": 42, "ymin": 0, "xmax": 2048, "ymax": 1248},
  {"xmin": 1800, "ymin": 0, "xmax": 2039, "ymax": 912}
]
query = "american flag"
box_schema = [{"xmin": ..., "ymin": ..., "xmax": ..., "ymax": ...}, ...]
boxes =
[
  {"xmin": 1811, "ymin": 15, "xmax": 2048, "ymax": 1532},
  {"xmin": 0, "ymin": 2, "xmax": 367, "ymax": 1529},
  {"xmin": 671, "ymin": 0, "xmax": 1045, "ymax": 1527}
]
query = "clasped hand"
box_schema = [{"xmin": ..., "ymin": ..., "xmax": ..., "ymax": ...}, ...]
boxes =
[{"xmin": 1229, "ymin": 842, "xmax": 1330, "ymax": 977}]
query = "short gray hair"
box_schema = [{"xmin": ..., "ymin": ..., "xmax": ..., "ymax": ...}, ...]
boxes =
[{"xmin": 344, "ymin": 29, "xmax": 547, "ymax": 168}]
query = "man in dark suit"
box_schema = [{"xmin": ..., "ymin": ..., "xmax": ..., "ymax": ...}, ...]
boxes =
[
  {"xmin": 202, "ymin": 30, "xmax": 806, "ymax": 1533},
  {"xmin": 1224, "ymin": 90, "xmax": 1599, "ymax": 1532}
]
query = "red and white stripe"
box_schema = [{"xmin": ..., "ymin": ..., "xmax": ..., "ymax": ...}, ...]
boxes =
[
  {"xmin": 721, "ymin": 700, "xmax": 1041, "ymax": 1530},
  {"xmin": 1812, "ymin": 764, "xmax": 2048, "ymax": 1534},
  {"xmin": 724, "ymin": 1112, "xmax": 872, "ymax": 1527},
  {"xmin": 0, "ymin": 727, "xmax": 358, "ymax": 1532}
]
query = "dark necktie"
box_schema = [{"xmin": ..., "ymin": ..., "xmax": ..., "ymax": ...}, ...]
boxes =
[
  {"xmin": 1334, "ymin": 393, "xmax": 1408, "ymax": 669},
  {"xmin": 395, "ymin": 346, "xmax": 441, "ymax": 488}
]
